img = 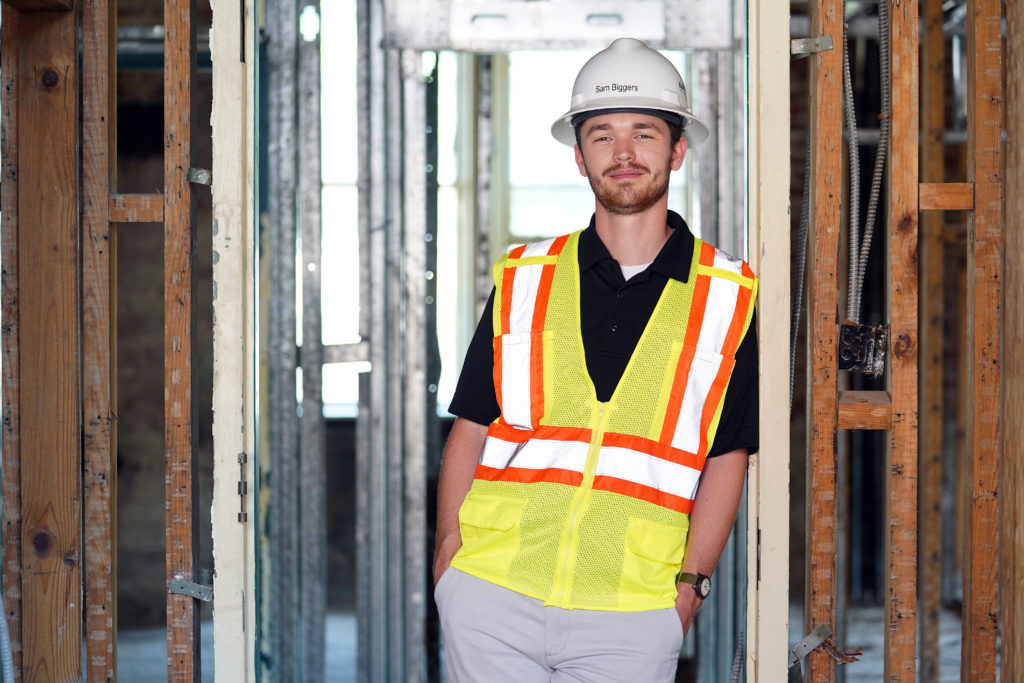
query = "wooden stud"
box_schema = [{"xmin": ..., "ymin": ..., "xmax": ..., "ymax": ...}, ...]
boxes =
[
  {"xmin": 18, "ymin": 10, "xmax": 82, "ymax": 680},
  {"xmin": 962, "ymin": 0, "xmax": 1002, "ymax": 677},
  {"xmin": 918, "ymin": 1, "xmax": 945, "ymax": 679},
  {"xmin": 110, "ymin": 193, "xmax": 164, "ymax": 223},
  {"xmin": 165, "ymin": 0, "xmax": 200, "ymax": 676},
  {"xmin": 82, "ymin": 0, "xmax": 119, "ymax": 676},
  {"xmin": 1003, "ymin": 0, "xmax": 1024, "ymax": 676},
  {"xmin": 836, "ymin": 391, "xmax": 891, "ymax": 431},
  {"xmin": 804, "ymin": 0, "xmax": 843, "ymax": 679},
  {"xmin": 0, "ymin": 0, "xmax": 73, "ymax": 12},
  {"xmin": 885, "ymin": 0, "xmax": 920, "ymax": 679},
  {"xmin": 0, "ymin": 7, "xmax": 22, "ymax": 678},
  {"xmin": 918, "ymin": 182, "xmax": 974, "ymax": 211}
]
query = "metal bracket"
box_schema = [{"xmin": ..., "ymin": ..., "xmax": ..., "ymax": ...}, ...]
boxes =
[
  {"xmin": 791, "ymin": 36, "xmax": 835, "ymax": 58},
  {"xmin": 789, "ymin": 624, "xmax": 832, "ymax": 666},
  {"xmin": 186, "ymin": 166, "xmax": 212, "ymax": 185},
  {"xmin": 169, "ymin": 572, "xmax": 214, "ymax": 602},
  {"xmin": 237, "ymin": 452, "xmax": 248, "ymax": 522}
]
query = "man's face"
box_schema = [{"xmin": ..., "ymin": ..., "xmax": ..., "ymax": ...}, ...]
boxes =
[{"xmin": 574, "ymin": 112, "xmax": 687, "ymax": 216}]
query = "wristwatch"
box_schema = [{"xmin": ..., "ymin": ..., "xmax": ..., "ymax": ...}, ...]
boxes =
[{"xmin": 676, "ymin": 571, "xmax": 712, "ymax": 600}]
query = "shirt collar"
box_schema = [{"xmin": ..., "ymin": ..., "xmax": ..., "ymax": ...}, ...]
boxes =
[{"xmin": 578, "ymin": 210, "xmax": 696, "ymax": 283}]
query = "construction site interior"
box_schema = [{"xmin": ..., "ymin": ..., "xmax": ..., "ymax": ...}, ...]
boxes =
[{"xmin": 0, "ymin": 0, "xmax": 1021, "ymax": 680}]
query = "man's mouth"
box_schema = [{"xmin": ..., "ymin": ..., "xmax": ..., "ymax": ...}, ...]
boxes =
[{"xmin": 606, "ymin": 166, "xmax": 646, "ymax": 179}]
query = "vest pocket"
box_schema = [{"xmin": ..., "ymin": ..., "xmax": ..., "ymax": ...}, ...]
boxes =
[
  {"xmin": 620, "ymin": 517, "xmax": 689, "ymax": 607},
  {"xmin": 455, "ymin": 491, "xmax": 528, "ymax": 576}
]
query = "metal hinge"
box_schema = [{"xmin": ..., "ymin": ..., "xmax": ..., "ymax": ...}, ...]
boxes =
[{"xmin": 238, "ymin": 452, "xmax": 248, "ymax": 523}]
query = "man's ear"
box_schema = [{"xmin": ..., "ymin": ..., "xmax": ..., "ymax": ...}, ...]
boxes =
[
  {"xmin": 575, "ymin": 144, "xmax": 589, "ymax": 177},
  {"xmin": 671, "ymin": 137, "xmax": 688, "ymax": 171}
]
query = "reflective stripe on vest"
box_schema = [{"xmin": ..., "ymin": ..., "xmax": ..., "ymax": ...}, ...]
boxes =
[{"xmin": 483, "ymin": 233, "xmax": 756, "ymax": 514}]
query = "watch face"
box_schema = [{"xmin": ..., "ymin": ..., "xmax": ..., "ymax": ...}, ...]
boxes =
[{"xmin": 696, "ymin": 576, "xmax": 711, "ymax": 599}]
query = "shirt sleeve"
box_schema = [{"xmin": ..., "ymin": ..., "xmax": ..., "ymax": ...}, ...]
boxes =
[
  {"xmin": 447, "ymin": 289, "xmax": 501, "ymax": 426},
  {"xmin": 706, "ymin": 310, "xmax": 759, "ymax": 458}
]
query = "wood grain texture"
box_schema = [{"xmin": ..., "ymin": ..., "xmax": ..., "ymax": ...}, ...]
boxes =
[
  {"xmin": 918, "ymin": 183, "xmax": 974, "ymax": 211},
  {"xmin": 164, "ymin": 0, "xmax": 200, "ymax": 676},
  {"xmin": 805, "ymin": 0, "xmax": 843, "ymax": 680},
  {"xmin": 1003, "ymin": 0, "xmax": 1024, "ymax": 676},
  {"xmin": 962, "ymin": 0, "xmax": 1002, "ymax": 678},
  {"xmin": 0, "ymin": 0, "xmax": 73, "ymax": 11},
  {"xmin": 0, "ymin": 7, "xmax": 23, "ymax": 678},
  {"xmin": 836, "ymin": 391, "xmax": 891, "ymax": 431},
  {"xmin": 885, "ymin": 0, "xmax": 920, "ymax": 679},
  {"xmin": 82, "ymin": 0, "xmax": 118, "ymax": 676},
  {"xmin": 110, "ymin": 193, "xmax": 164, "ymax": 223},
  {"xmin": 17, "ymin": 10, "xmax": 82, "ymax": 681},
  {"xmin": 918, "ymin": 2, "xmax": 945, "ymax": 679}
]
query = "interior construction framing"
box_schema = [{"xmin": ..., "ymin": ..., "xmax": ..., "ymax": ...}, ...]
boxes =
[
  {"xmin": 1, "ymin": 0, "xmax": 206, "ymax": 678},
  {"xmin": 802, "ymin": 0, "xmax": 1006, "ymax": 680}
]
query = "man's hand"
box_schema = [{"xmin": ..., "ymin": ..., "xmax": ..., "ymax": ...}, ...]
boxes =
[
  {"xmin": 433, "ymin": 418, "xmax": 489, "ymax": 586},
  {"xmin": 675, "ymin": 582, "xmax": 703, "ymax": 636}
]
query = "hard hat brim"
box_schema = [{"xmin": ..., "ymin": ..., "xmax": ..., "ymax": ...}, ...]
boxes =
[{"xmin": 551, "ymin": 103, "xmax": 711, "ymax": 148}]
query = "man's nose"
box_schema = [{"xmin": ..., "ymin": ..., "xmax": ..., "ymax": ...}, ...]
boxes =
[{"xmin": 614, "ymin": 140, "xmax": 635, "ymax": 161}]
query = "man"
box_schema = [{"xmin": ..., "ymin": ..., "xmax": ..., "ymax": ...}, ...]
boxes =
[{"xmin": 433, "ymin": 38, "xmax": 758, "ymax": 682}]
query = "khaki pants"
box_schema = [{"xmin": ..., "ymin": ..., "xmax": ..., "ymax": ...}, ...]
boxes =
[{"xmin": 435, "ymin": 568, "xmax": 684, "ymax": 683}]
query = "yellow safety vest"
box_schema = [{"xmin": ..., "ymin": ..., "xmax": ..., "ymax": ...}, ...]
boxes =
[{"xmin": 450, "ymin": 229, "xmax": 758, "ymax": 611}]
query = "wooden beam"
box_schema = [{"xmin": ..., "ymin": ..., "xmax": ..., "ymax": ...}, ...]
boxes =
[
  {"xmin": 962, "ymin": 0, "xmax": 1002, "ymax": 677},
  {"xmin": 110, "ymin": 193, "xmax": 164, "ymax": 222},
  {"xmin": 886, "ymin": 0, "xmax": 920, "ymax": 678},
  {"xmin": 836, "ymin": 390, "xmax": 891, "ymax": 430},
  {"xmin": 918, "ymin": 1, "xmax": 945, "ymax": 679},
  {"xmin": 164, "ymin": 0, "xmax": 200, "ymax": 675},
  {"xmin": 82, "ymin": 0, "xmax": 118, "ymax": 676},
  {"xmin": 918, "ymin": 182, "xmax": 974, "ymax": 211},
  {"xmin": 18, "ymin": 9, "xmax": 82, "ymax": 680},
  {"xmin": 805, "ymin": 0, "xmax": 843, "ymax": 678},
  {"xmin": 0, "ymin": 7, "xmax": 23, "ymax": 678},
  {"xmin": 1003, "ymin": 0, "xmax": 1024, "ymax": 676},
  {"xmin": 0, "ymin": 0, "xmax": 73, "ymax": 12}
]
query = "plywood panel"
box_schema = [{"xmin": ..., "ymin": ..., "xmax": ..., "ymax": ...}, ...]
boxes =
[{"xmin": 17, "ymin": 10, "xmax": 82, "ymax": 681}]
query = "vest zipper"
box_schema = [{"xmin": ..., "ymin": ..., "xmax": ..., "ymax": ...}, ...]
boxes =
[{"xmin": 551, "ymin": 402, "xmax": 609, "ymax": 607}]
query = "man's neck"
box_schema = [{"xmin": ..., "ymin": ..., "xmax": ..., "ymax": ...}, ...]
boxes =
[{"xmin": 592, "ymin": 201, "xmax": 672, "ymax": 266}]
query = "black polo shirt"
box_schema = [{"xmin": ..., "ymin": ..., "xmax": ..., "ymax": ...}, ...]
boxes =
[{"xmin": 449, "ymin": 211, "xmax": 759, "ymax": 458}]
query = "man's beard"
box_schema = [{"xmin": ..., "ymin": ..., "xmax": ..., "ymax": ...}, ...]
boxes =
[{"xmin": 585, "ymin": 161, "xmax": 671, "ymax": 216}]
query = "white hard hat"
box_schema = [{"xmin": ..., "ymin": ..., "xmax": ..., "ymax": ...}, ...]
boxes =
[{"xmin": 550, "ymin": 37, "xmax": 710, "ymax": 147}]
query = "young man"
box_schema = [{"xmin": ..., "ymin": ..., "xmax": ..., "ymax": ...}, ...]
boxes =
[{"xmin": 433, "ymin": 38, "xmax": 758, "ymax": 682}]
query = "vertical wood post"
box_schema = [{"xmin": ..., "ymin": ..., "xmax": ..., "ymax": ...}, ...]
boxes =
[
  {"xmin": 805, "ymin": 0, "xmax": 842, "ymax": 679},
  {"xmin": 82, "ymin": 0, "xmax": 119, "ymax": 675},
  {"xmin": 164, "ymin": 0, "xmax": 200, "ymax": 675},
  {"xmin": 962, "ymin": 0, "xmax": 1002, "ymax": 677},
  {"xmin": 885, "ymin": 0, "xmax": 920, "ymax": 678},
  {"xmin": 1003, "ymin": 0, "xmax": 1024, "ymax": 677},
  {"xmin": 0, "ymin": 7, "xmax": 22, "ymax": 678},
  {"xmin": 17, "ymin": 8, "xmax": 82, "ymax": 681},
  {"xmin": 918, "ymin": 0, "xmax": 945, "ymax": 680}
]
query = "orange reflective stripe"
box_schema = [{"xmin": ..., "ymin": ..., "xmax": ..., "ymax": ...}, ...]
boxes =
[
  {"xmin": 475, "ymin": 464, "xmax": 583, "ymax": 487},
  {"xmin": 592, "ymin": 476, "xmax": 694, "ymax": 514},
  {"xmin": 492, "ymin": 334, "xmax": 506, "ymax": 425},
  {"xmin": 697, "ymin": 355, "xmax": 736, "ymax": 458},
  {"xmin": 659, "ymin": 342, "xmax": 696, "ymax": 445},
  {"xmin": 486, "ymin": 421, "xmax": 592, "ymax": 445},
  {"xmin": 719, "ymin": 276, "xmax": 754, "ymax": 357},
  {"xmin": 500, "ymin": 245, "xmax": 527, "ymax": 336},
  {"xmin": 601, "ymin": 432, "xmax": 703, "ymax": 470}
]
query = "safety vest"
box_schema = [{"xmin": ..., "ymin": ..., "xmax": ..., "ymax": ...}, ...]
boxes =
[{"xmin": 449, "ymin": 229, "xmax": 757, "ymax": 611}]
